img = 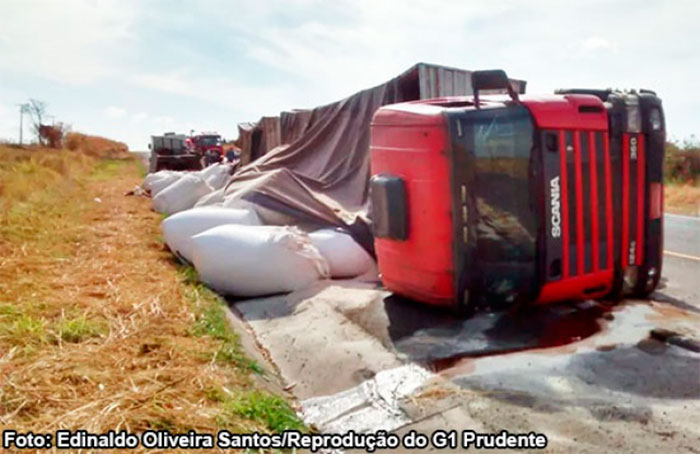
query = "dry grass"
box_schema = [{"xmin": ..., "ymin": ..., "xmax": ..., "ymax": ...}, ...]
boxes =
[
  {"xmin": 64, "ymin": 132, "xmax": 130, "ymax": 158},
  {"xmin": 665, "ymin": 183, "xmax": 700, "ymax": 216},
  {"xmin": 0, "ymin": 145, "xmax": 303, "ymax": 451}
]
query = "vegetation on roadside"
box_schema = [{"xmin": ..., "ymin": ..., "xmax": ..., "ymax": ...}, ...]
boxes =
[
  {"xmin": 64, "ymin": 132, "xmax": 129, "ymax": 158},
  {"xmin": 665, "ymin": 138, "xmax": 699, "ymax": 185},
  {"xmin": 665, "ymin": 138, "xmax": 699, "ymax": 215},
  {"xmin": 0, "ymin": 141, "xmax": 304, "ymax": 446},
  {"xmin": 665, "ymin": 184, "xmax": 700, "ymax": 216},
  {"xmin": 189, "ymin": 281, "xmax": 264, "ymax": 373}
]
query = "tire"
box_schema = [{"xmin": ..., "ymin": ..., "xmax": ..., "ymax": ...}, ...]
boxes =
[
  {"xmin": 606, "ymin": 268, "xmax": 625, "ymax": 302},
  {"xmin": 631, "ymin": 264, "xmax": 661, "ymax": 299}
]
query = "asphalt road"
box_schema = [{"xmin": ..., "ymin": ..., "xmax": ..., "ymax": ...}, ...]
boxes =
[{"xmin": 658, "ymin": 213, "xmax": 700, "ymax": 308}]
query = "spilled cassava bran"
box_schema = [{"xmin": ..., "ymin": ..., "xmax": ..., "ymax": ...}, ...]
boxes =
[{"xmin": 0, "ymin": 146, "xmax": 303, "ymax": 453}]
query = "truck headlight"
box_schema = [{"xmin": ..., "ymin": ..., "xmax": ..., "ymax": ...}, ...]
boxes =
[{"xmin": 650, "ymin": 108, "xmax": 662, "ymax": 131}]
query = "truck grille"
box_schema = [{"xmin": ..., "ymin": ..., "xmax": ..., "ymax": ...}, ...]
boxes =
[
  {"xmin": 543, "ymin": 129, "xmax": 614, "ymax": 281},
  {"xmin": 621, "ymin": 132, "xmax": 646, "ymax": 268}
]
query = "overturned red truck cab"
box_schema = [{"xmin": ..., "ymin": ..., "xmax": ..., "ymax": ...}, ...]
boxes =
[{"xmin": 370, "ymin": 70, "xmax": 665, "ymax": 312}]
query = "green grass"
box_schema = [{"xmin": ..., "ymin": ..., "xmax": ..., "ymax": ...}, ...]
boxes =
[
  {"xmin": 183, "ymin": 266, "xmax": 264, "ymax": 374},
  {"xmin": 214, "ymin": 389, "xmax": 307, "ymax": 433},
  {"xmin": 192, "ymin": 296, "xmax": 264, "ymax": 373},
  {"xmin": 179, "ymin": 265, "xmax": 200, "ymax": 286},
  {"xmin": 0, "ymin": 313, "xmax": 47, "ymax": 347},
  {"xmin": 0, "ymin": 307, "xmax": 106, "ymax": 349},
  {"xmin": 148, "ymin": 416, "xmax": 176, "ymax": 431},
  {"xmin": 195, "ymin": 300, "xmax": 306, "ymax": 433},
  {"xmin": 90, "ymin": 158, "xmax": 135, "ymax": 181},
  {"xmin": 0, "ymin": 303, "xmax": 22, "ymax": 317},
  {"xmin": 53, "ymin": 314, "xmax": 106, "ymax": 343}
]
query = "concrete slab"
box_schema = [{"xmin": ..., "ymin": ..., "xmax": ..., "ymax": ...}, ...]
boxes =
[{"xmin": 234, "ymin": 281, "xmax": 401, "ymax": 400}]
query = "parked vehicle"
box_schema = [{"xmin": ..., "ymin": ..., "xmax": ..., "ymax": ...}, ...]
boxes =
[
  {"xmin": 148, "ymin": 132, "xmax": 226, "ymax": 172},
  {"xmin": 188, "ymin": 133, "xmax": 224, "ymax": 167},
  {"xmin": 149, "ymin": 133, "xmax": 201, "ymax": 172},
  {"xmin": 370, "ymin": 70, "xmax": 665, "ymax": 312}
]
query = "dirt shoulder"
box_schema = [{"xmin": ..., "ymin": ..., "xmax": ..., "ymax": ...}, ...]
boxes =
[{"xmin": 0, "ymin": 147, "xmax": 302, "ymax": 445}]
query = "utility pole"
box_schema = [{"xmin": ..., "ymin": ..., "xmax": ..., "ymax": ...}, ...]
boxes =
[
  {"xmin": 18, "ymin": 104, "xmax": 24, "ymax": 146},
  {"xmin": 17, "ymin": 103, "xmax": 29, "ymax": 146}
]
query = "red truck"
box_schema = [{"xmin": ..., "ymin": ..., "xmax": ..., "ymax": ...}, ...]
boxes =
[
  {"xmin": 187, "ymin": 133, "xmax": 225, "ymax": 166},
  {"xmin": 370, "ymin": 70, "xmax": 665, "ymax": 312},
  {"xmin": 149, "ymin": 132, "xmax": 225, "ymax": 172}
]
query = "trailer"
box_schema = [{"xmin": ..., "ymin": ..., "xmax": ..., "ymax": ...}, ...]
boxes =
[{"xmin": 148, "ymin": 133, "xmax": 201, "ymax": 173}]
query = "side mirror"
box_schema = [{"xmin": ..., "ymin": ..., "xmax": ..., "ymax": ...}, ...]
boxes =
[
  {"xmin": 148, "ymin": 143, "xmax": 152, "ymax": 150},
  {"xmin": 471, "ymin": 69, "xmax": 519, "ymax": 108}
]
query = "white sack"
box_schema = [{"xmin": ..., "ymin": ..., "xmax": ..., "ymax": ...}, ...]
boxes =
[
  {"xmin": 222, "ymin": 196, "xmax": 259, "ymax": 211},
  {"xmin": 143, "ymin": 170, "xmax": 175, "ymax": 191},
  {"xmin": 191, "ymin": 225, "xmax": 329, "ymax": 297},
  {"xmin": 197, "ymin": 162, "xmax": 224, "ymax": 180},
  {"xmin": 152, "ymin": 174, "xmax": 213, "ymax": 215},
  {"xmin": 205, "ymin": 167, "xmax": 230, "ymax": 190},
  {"xmin": 309, "ymin": 228, "xmax": 375, "ymax": 278},
  {"xmin": 195, "ymin": 187, "xmax": 226, "ymax": 207},
  {"xmin": 161, "ymin": 207, "xmax": 260, "ymax": 262},
  {"xmin": 149, "ymin": 173, "xmax": 183, "ymax": 196}
]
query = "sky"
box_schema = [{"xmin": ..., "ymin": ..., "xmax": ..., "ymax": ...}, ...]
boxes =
[{"xmin": 1, "ymin": 0, "xmax": 698, "ymax": 150}]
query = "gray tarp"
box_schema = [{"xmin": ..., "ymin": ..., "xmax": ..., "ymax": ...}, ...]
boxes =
[{"xmin": 225, "ymin": 63, "xmax": 525, "ymax": 251}]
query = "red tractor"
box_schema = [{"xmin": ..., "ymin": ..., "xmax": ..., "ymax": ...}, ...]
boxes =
[
  {"xmin": 187, "ymin": 133, "xmax": 225, "ymax": 167},
  {"xmin": 370, "ymin": 70, "xmax": 665, "ymax": 312}
]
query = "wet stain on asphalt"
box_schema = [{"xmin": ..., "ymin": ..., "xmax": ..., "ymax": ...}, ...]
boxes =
[{"xmin": 383, "ymin": 295, "xmax": 617, "ymax": 371}]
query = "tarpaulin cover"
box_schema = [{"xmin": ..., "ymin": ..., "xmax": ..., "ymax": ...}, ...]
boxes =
[
  {"xmin": 280, "ymin": 109, "xmax": 313, "ymax": 145},
  {"xmin": 258, "ymin": 116, "xmax": 282, "ymax": 159},
  {"xmin": 225, "ymin": 63, "xmax": 525, "ymax": 251},
  {"xmin": 236, "ymin": 123, "xmax": 256, "ymax": 166}
]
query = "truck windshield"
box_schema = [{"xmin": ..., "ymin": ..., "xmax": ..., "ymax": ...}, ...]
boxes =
[
  {"xmin": 199, "ymin": 136, "xmax": 221, "ymax": 146},
  {"xmin": 461, "ymin": 105, "xmax": 539, "ymax": 306}
]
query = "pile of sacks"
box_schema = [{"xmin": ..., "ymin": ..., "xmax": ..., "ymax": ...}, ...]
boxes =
[
  {"xmin": 160, "ymin": 207, "xmax": 375, "ymax": 297},
  {"xmin": 143, "ymin": 164, "xmax": 233, "ymax": 215},
  {"xmin": 144, "ymin": 168, "xmax": 376, "ymax": 298}
]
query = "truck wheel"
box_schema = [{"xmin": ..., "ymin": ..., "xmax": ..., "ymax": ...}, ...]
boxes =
[
  {"xmin": 631, "ymin": 264, "xmax": 661, "ymax": 298},
  {"xmin": 605, "ymin": 269, "xmax": 625, "ymax": 302}
]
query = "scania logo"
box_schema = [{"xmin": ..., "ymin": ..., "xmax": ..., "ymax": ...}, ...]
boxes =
[{"xmin": 550, "ymin": 176, "xmax": 561, "ymax": 238}]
